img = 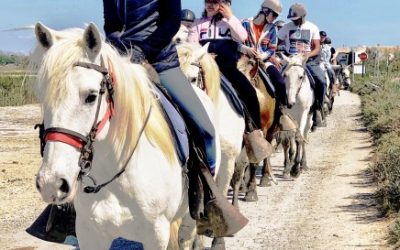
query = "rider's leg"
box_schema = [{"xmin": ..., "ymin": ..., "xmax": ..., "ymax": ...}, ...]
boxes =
[
  {"xmin": 158, "ymin": 66, "xmax": 217, "ymax": 175},
  {"xmin": 219, "ymin": 65, "xmax": 261, "ymax": 129},
  {"xmin": 306, "ymin": 60, "xmax": 327, "ymax": 127},
  {"xmin": 266, "ymin": 64, "xmax": 288, "ymax": 106},
  {"xmin": 327, "ymin": 66, "xmax": 336, "ymax": 87},
  {"xmin": 306, "ymin": 60, "xmax": 326, "ymax": 108}
]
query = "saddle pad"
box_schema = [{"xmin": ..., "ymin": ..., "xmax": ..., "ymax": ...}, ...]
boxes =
[
  {"xmin": 258, "ymin": 66, "xmax": 276, "ymax": 98},
  {"xmin": 220, "ymin": 74, "xmax": 244, "ymax": 117},
  {"xmin": 153, "ymin": 85, "xmax": 189, "ymax": 166}
]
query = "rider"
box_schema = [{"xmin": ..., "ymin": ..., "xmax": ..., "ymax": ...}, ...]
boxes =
[
  {"xmin": 181, "ymin": 9, "xmax": 196, "ymax": 28},
  {"xmin": 103, "ymin": 0, "xmax": 217, "ymax": 174},
  {"xmin": 188, "ymin": 0, "xmax": 263, "ymax": 132},
  {"xmin": 320, "ymin": 32, "xmax": 337, "ymax": 88},
  {"xmin": 239, "ymin": 0, "xmax": 288, "ymax": 109},
  {"xmin": 277, "ymin": 2, "xmax": 327, "ymax": 127}
]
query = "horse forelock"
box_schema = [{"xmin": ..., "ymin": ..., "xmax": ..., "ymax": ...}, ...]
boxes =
[{"xmin": 31, "ymin": 27, "xmax": 177, "ymax": 164}]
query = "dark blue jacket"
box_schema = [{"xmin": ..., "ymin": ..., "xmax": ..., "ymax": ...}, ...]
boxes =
[{"xmin": 103, "ymin": 0, "xmax": 181, "ymax": 72}]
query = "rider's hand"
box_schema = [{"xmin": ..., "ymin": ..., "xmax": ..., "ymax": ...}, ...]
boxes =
[
  {"xmin": 219, "ymin": 3, "xmax": 233, "ymax": 19},
  {"xmin": 241, "ymin": 46, "xmax": 258, "ymax": 59}
]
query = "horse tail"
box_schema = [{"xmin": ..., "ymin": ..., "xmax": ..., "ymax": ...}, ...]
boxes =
[
  {"xmin": 200, "ymin": 53, "xmax": 221, "ymax": 102},
  {"xmin": 167, "ymin": 218, "xmax": 182, "ymax": 250}
]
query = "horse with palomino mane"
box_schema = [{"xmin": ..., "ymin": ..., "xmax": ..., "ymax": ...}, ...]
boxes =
[
  {"xmin": 176, "ymin": 42, "xmax": 248, "ymax": 249},
  {"xmin": 30, "ymin": 22, "xmax": 247, "ymax": 250}
]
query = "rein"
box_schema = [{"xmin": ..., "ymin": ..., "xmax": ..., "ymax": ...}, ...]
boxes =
[{"xmin": 35, "ymin": 57, "xmax": 152, "ymax": 194}]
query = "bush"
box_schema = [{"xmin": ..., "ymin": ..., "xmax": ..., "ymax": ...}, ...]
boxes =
[{"xmin": 0, "ymin": 73, "xmax": 36, "ymax": 106}]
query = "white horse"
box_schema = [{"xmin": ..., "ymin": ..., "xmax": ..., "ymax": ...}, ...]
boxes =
[
  {"xmin": 31, "ymin": 22, "xmax": 218, "ymax": 250},
  {"xmin": 172, "ymin": 24, "xmax": 190, "ymax": 44},
  {"xmin": 280, "ymin": 54, "xmax": 314, "ymax": 177},
  {"xmin": 176, "ymin": 42, "xmax": 246, "ymax": 249}
]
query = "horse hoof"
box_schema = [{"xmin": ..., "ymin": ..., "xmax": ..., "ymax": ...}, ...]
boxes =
[
  {"xmin": 259, "ymin": 177, "xmax": 272, "ymax": 187},
  {"xmin": 283, "ymin": 172, "xmax": 291, "ymax": 179},
  {"xmin": 290, "ymin": 166, "xmax": 301, "ymax": 178},
  {"xmin": 211, "ymin": 238, "xmax": 226, "ymax": 250},
  {"xmin": 244, "ymin": 190, "xmax": 258, "ymax": 202}
]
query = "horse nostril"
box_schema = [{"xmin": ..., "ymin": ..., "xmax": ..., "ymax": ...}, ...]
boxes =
[
  {"xmin": 59, "ymin": 178, "xmax": 69, "ymax": 194},
  {"xmin": 287, "ymin": 104, "xmax": 293, "ymax": 109},
  {"xmin": 36, "ymin": 177, "xmax": 41, "ymax": 192},
  {"xmin": 176, "ymin": 38, "xmax": 181, "ymax": 44}
]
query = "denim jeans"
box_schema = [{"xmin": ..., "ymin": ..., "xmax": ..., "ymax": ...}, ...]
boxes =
[
  {"xmin": 306, "ymin": 59, "xmax": 327, "ymax": 105},
  {"xmin": 158, "ymin": 67, "xmax": 217, "ymax": 175}
]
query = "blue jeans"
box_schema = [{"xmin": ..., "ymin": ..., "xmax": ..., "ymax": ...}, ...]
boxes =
[
  {"xmin": 306, "ymin": 59, "xmax": 327, "ymax": 106},
  {"xmin": 158, "ymin": 67, "xmax": 217, "ymax": 175}
]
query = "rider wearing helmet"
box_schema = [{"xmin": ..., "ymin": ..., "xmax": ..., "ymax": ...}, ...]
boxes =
[
  {"xmin": 103, "ymin": 0, "xmax": 218, "ymax": 173},
  {"xmin": 189, "ymin": 0, "xmax": 264, "ymax": 131},
  {"xmin": 240, "ymin": 0, "xmax": 288, "ymax": 109},
  {"xmin": 320, "ymin": 33, "xmax": 336, "ymax": 87},
  {"xmin": 181, "ymin": 9, "xmax": 196, "ymax": 28},
  {"xmin": 277, "ymin": 3, "xmax": 327, "ymax": 127}
]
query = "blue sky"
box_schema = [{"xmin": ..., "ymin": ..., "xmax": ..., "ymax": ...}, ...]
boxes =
[{"xmin": 1, "ymin": 0, "xmax": 400, "ymax": 54}]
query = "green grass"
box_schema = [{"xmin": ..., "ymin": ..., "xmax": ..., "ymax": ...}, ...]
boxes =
[
  {"xmin": 352, "ymin": 58, "xmax": 400, "ymax": 244},
  {"xmin": 0, "ymin": 72, "xmax": 37, "ymax": 107}
]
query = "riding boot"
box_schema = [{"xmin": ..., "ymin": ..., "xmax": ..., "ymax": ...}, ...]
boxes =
[
  {"xmin": 242, "ymin": 107, "xmax": 272, "ymax": 163},
  {"xmin": 312, "ymin": 101, "xmax": 326, "ymax": 128},
  {"xmin": 187, "ymin": 141, "xmax": 249, "ymax": 237},
  {"xmin": 26, "ymin": 203, "xmax": 76, "ymax": 243}
]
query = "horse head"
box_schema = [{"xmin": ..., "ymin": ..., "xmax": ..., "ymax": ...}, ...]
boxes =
[
  {"xmin": 32, "ymin": 22, "xmax": 175, "ymax": 204},
  {"xmin": 172, "ymin": 24, "xmax": 189, "ymax": 44},
  {"xmin": 341, "ymin": 65, "xmax": 351, "ymax": 87},
  {"xmin": 177, "ymin": 42, "xmax": 220, "ymax": 102},
  {"xmin": 280, "ymin": 54, "xmax": 309, "ymax": 108}
]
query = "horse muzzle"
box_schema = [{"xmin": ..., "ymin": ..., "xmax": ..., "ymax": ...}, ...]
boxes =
[{"xmin": 36, "ymin": 169, "xmax": 76, "ymax": 204}]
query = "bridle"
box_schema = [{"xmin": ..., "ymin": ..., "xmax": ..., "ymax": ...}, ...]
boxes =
[
  {"xmin": 281, "ymin": 63, "xmax": 307, "ymax": 99},
  {"xmin": 35, "ymin": 56, "xmax": 152, "ymax": 193}
]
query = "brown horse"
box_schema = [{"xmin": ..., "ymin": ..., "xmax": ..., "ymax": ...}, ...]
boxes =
[{"xmin": 232, "ymin": 55, "xmax": 278, "ymax": 203}]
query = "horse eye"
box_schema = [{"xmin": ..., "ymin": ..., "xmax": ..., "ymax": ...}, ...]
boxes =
[
  {"xmin": 190, "ymin": 77, "xmax": 197, "ymax": 83},
  {"xmin": 299, "ymin": 75, "xmax": 304, "ymax": 80},
  {"xmin": 85, "ymin": 94, "xmax": 97, "ymax": 104}
]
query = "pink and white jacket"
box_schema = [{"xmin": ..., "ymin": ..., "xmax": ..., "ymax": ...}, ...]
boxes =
[{"xmin": 188, "ymin": 15, "xmax": 247, "ymax": 65}]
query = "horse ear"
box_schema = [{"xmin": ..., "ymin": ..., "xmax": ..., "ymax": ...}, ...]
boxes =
[
  {"xmin": 35, "ymin": 22, "xmax": 55, "ymax": 50},
  {"xmin": 193, "ymin": 42, "xmax": 210, "ymax": 62},
  {"xmin": 83, "ymin": 23, "xmax": 102, "ymax": 60},
  {"xmin": 280, "ymin": 53, "xmax": 290, "ymax": 64}
]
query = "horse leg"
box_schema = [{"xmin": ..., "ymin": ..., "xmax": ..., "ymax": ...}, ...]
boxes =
[
  {"xmin": 290, "ymin": 138, "xmax": 302, "ymax": 178},
  {"xmin": 244, "ymin": 163, "xmax": 258, "ymax": 202},
  {"xmin": 231, "ymin": 160, "xmax": 246, "ymax": 208},
  {"xmin": 282, "ymin": 142, "xmax": 292, "ymax": 179},
  {"xmin": 177, "ymin": 213, "xmax": 197, "ymax": 250},
  {"xmin": 211, "ymin": 237, "xmax": 226, "ymax": 250},
  {"xmin": 260, "ymin": 157, "xmax": 276, "ymax": 186},
  {"xmin": 300, "ymin": 141, "xmax": 309, "ymax": 171}
]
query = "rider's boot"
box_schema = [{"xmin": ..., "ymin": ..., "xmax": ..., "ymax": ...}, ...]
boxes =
[{"xmin": 312, "ymin": 101, "xmax": 326, "ymax": 128}]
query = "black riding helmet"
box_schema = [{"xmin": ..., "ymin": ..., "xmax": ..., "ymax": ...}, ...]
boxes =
[
  {"xmin": 324, "ymin": 37, "xmax": 332, "ymax": 44},
  {"xmin": 319, "ymin": 30, "xmax": 327, "ymax": 37},
  {"xmin": 181, "ymin": 9, "xmax": 196, "ymax": 23}
]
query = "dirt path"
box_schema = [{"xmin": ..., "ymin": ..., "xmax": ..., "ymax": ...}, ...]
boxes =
[{"xmin": 0, "ymin": 91, "xmax": 391, "ymax": 249}]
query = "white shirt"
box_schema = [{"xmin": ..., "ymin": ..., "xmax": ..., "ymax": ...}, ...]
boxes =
[{"xmin": 277, "ymin": 20, "xmax": 320, "ymax": 55}]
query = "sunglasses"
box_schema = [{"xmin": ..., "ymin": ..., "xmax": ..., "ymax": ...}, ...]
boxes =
[{"xmin": 262, "ymin": 8, "xmax": 278, "ymax": 18}]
